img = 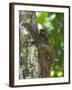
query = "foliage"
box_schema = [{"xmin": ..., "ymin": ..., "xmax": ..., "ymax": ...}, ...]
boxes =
[{"xmin": 37, "ymin": 12, "xmax": 64, "ymax": 77}]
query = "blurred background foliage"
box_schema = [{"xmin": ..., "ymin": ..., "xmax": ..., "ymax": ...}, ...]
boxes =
[{"xmin": 37, "ymin": 12, "xmax": 64, "ymax": 77}]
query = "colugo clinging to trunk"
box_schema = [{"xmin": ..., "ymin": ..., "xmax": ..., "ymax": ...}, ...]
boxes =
[{"xmin": 37, "ymin": 29, "xmax": 55, "ymax": 78}]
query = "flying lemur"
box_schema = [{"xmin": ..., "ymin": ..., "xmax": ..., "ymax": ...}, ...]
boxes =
[{"xmin": 37, "ymin": 29, "xmax": 54, "ymax": 77}]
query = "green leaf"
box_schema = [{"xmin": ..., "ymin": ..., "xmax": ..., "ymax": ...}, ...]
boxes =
[{"xmin": 37, "ymin": 12, "xmax": 48, "ymax": 25}]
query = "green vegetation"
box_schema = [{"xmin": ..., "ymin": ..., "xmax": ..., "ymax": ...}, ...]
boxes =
[{"xmin": 37, "ymin": 12, "xmax": 64, "ymax": 77}]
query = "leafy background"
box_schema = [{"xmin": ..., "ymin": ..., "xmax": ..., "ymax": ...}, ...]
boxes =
[{"xmin": 36, "ymin": 12, "xmax": 64, "ymax": 77}]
